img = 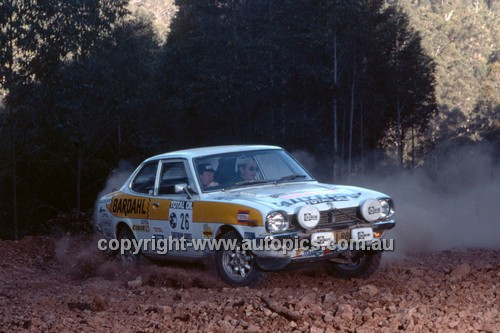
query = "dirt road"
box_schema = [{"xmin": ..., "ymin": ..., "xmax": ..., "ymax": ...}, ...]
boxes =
[{"xmin": 0, "ymin": 236, "xmax": 498, "ymax": 332}]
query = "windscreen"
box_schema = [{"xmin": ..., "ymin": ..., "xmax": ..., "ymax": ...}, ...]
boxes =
[{"xmin": 194, "ymin": 149, "xmax": 314, "ymax": 192}]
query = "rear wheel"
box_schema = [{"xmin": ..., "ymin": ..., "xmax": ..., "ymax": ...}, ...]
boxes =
[
  {"xmin": 327, "ymin": 251, "xmax": 382, "ymax": 279},
  {"xmin": 215, "ymin": 230, "xmax": 262, "ymax": 287}
]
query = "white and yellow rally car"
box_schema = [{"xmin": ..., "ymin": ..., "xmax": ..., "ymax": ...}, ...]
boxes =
[{"xmin": 95, "ymin": 145, "xmax": 395, "ymax": 286}]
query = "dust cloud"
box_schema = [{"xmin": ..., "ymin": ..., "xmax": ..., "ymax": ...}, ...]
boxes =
[
  {"xmin": 293, "ymin": 144, "xmax": 500, "ymax": 256},
  {"xmin": 54, "ymin": 234, "xmax": 225, "ymax": 288},
  {"xmin": 93, "ymin": 160, "xmax": 135, "ymax": 225},
  {"xmin": 96, "ymin": 160, "xmax": 135, "ymax": 200}
]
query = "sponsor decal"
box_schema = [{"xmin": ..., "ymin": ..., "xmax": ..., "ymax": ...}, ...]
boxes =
[
  {"xmin": 357, "ymin": 231, "xmax": 368, "ymax": 239},
  {"xmin": 202, "ymin": 224, "xmax": 213, "ymax": 238},
  {"xmin": 171, "ymin": 232, "xmax": 192, "ymax": 240},
  {"xmin": 368, "ymin": 206, "xmax": 381, "ymax": 215},
  {"xmin": 244, "ymin": 232, "xmax": 256, "ymax": 240},
  {"xmin": 133, "ymin": 225, "xmax": 150, "ymax": 232},
  {"xmin": 237, "ymin": 211, "xmax": 258, "ymax": 226},
  {"xmin": 111, "ymin": 198, "xmax": 147, "ymax": 216},
  {"xmin": 153, "ymin": 227, "xmax": 163, "ymax": 233},
  {"xmin": 169, "ymin": 212, "xmax": 178, "ymax": 228},
  {"xmin": 171, "ymin": 231, "xmax": 183, "ymax": 239},
  {"xmin": 170, "ymin": 201, "xmax": 193, "ymax": 210},
  {"xmin": 132, "ymin": 220, "xmax": 150, "ymax": 232},
  {"xmin": 301, "ymin": 249, "xmax": 324, "ymax": 258},
  {"xmin": 304, "ymin": 212, "xmax": 319, "ymax": 222},
  {"xmin": 237, "ymin": 210, "xmax": 250, "ymax": 223},
  {"xmin": 169, "ymin": 201, "xmax": 192, "ymax": 231},
  {"xmin": 274, "ymin": 193, "xmax": 361, "ymax": 207},
  {"xmin": 153, "ymin": 234, "xmax": 164, "ymax": 239}
]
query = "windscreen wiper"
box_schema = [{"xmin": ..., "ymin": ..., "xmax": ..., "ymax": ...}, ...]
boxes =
[
  {"xmin": 223, "ymin": 179, "xmax": 271, "ymax": 191},
  {"xmin": 275, "ymin": 174, "xmax": 307, "ymax": 184}
]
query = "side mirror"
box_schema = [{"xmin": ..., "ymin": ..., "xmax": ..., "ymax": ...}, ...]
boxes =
[{"xmin": 175, "ymin": 183, "xmax": 197, "ymax": 199}]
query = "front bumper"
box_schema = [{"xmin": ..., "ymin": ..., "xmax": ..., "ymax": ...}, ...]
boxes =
[
  {"xmin": 372, "ymin": 219, "xmax": 396, "ymax": 231},
  {"xmin": 253, "ymin": 219, "xmax": 396, "ymax": 261}
]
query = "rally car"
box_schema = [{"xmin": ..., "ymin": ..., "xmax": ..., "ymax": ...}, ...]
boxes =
[{"xmin": 95, "ymin": 145, "xmax": 395, "ymax": 286}]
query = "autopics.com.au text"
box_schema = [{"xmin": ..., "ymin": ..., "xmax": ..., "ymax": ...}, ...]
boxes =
[{"xmin": 97, "ymin": 236, "xmax": 394, "ymax": 255}]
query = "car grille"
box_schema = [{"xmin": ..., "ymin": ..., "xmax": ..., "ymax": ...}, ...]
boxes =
[{"xmin": 288, "ymin": 207, "xmax": 360, "ymax": 231}]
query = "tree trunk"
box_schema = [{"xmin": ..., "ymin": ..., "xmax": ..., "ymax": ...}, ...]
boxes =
[
  {"xmin": 76, "ymin": 105, "xmax": 82, "ymax": 212},
  {"xmin": 117, "ymin": 114, "xmax": 122, "ymax": 158},
  {"xmin": 231, "ymin": 1, "xmax": 242, "ymax": 140},
  {"xmin": 7, "ymin": 15, "xmax": 18, "ymax": 240},
  {"xmin": 396, "ymin": 98, "xmax": 403, "ymax": 167},
  {"xmin": 411, "ymin": 126, "xmax": 415, "ymax": 170},
  {"xmin": 360, "ymin": 100, "xmax": 364, "ymax": 176},
  {"xmin": 268, "ymin": 0, "xmax": 275, "ymax": 140},
  {"xmin": 332, "ymin": 34, "xmax": 338, "ymax": 182},
  {"xmin": 9, "ymin": 104, "xmax": 19, "ymax": 240},
  {"xmin": 76, "ymin": 141, "xmax": 82, "ymax": 212},
  {"xmin": 348, "ymin": 52, "xmax": 356, "ymax": 181},
  {"xmin": 341, "ymin": 104, "xmax": 346, "ymax": 179}
]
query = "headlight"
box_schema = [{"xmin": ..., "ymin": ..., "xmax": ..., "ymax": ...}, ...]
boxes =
[
  {"xmin": 378, "ymin": 198, "xmax": 394, "ymax": 219},
  {"xmin": 265, "ymin": 211, "xmax": 289, "ymax": 233}
]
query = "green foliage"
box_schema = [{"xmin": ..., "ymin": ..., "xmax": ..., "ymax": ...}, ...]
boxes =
[{"xmin": 392, "ymin": 0, "xmax": 499, "ymax": 144}]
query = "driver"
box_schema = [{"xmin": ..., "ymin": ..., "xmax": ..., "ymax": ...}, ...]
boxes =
[{"xmin": 198, "ymin": 163, "xmax": 219, "ymax": 188}]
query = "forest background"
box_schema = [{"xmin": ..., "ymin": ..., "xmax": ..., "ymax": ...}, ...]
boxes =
[{"xmin": 0, "ymin": 0, "xmax": 498, "ymax": 239}]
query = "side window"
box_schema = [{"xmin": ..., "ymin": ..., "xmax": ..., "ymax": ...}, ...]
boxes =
[
  {"xmin": 131, "ymin": 162, "xmax": 158, "ymax": 194},
  {"xmin": 159, "ymin": 161, "xmax": 189, "ymax": 195}
]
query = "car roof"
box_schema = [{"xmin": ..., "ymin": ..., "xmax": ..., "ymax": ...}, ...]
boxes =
[{"xmin": 144, "ymin": 145, "xmax": 283, "ymax": 162}]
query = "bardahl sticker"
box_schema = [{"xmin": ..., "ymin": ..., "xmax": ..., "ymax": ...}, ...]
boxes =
[{"xmin": 111, "ymin": 198, "xmax": 148, "ymax": 216}]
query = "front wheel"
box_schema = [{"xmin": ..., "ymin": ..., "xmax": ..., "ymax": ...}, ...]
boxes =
[
  {"xmin": 215, "ymin": 230, "xmax": 262, "ymax": 287},
  {"xmin": 327, "ymin": 251, "xmax": 382, "ymax": 279}
]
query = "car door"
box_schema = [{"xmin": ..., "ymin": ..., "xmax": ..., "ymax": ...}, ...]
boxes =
[
  {"xmin": 125, "ymin": 160, "xmax": 159, "ymax": 242},
  {"xmin": 147, "ymin": 159, "xmax": 202, "ymax": 258}
]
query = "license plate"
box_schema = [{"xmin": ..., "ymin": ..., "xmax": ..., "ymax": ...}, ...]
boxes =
[
  {"xmin": 334, "ymin": 230, "xmax": 351, "ymax": 242},
  {"xmin": 311, "ymin": 230, "xmax": 351, "ymax": 246}
]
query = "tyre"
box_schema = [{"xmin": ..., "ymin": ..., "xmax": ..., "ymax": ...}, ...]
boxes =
[
  {"xmin": 327, "ymin": 251, "xmax": 382, "ymax": 279},
  {"xmin": 215, "ymin": 230, "xmax": 262, "ymax": 287},
  {"xmin": 117, "ymin": 227, "xmax": 144, "ymax": 266}
]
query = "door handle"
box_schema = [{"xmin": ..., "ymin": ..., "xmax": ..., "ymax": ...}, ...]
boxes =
[{"xmin": 152, "ymin": 202, "xmax": 160, "ymax": 208}]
